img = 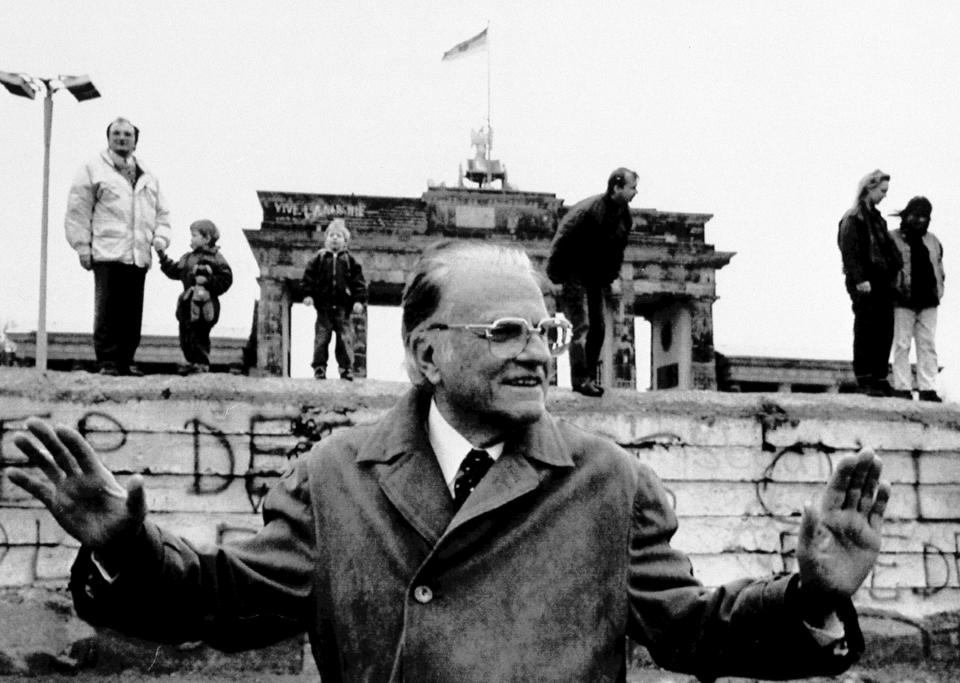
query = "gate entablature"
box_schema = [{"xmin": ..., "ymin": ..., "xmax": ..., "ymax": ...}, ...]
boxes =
[{"xmin": 245, "ymin": 187, "xmax": 734, "ymax": 386}]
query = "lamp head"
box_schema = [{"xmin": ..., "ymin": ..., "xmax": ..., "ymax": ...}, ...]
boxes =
[
  {"xmin": 0, "ymin": 71, "xmax": 37, "ymax": 99},
  {"xmin": 60, "ymin": 75, "xmax": 100, "ymax": 101}
]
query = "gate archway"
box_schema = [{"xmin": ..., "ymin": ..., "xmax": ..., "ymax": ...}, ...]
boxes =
[{"xmin": 244, "ymin": 186, "xmax": 733, "ymax": 388}]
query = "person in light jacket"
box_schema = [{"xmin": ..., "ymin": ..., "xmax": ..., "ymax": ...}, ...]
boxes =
[
  {"xmin": 64, "ymin": 117, "xmax": 171, "ymax": 376},
  {"xmin": 9, "ymin": 241, "xmax": 890, "ymax": 682},
  {"xmin": 888, "ymin": 196, "xmax": 945, "ymax": 402}
]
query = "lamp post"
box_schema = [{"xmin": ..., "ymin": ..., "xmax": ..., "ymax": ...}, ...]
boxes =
[{"xmin": 0, "ymin": 72, "xmax": 100, "ymax": 370}]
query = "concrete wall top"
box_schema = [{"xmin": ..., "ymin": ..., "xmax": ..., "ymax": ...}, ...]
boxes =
[{"xmin": 2, "ymin": 368, "xmax": 956, "ymax": 427}]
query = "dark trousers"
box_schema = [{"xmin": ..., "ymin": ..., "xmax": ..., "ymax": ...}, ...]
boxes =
[
  {"xmin": 93, "ymin": 262, "xmax": 146, "ymax": 368},
  {"xmin": 557, "ymin": 282, "xmax": 606, "ymax": 386},
  {"xmin": 851, "ymin": 292, "xmax": 894, "ymax": 387},
  {"xmin": 178, "ymin": 319, "xmax": 213, "ymax": 367},
  {"xmin": 313, "ymin": 306, "xmax": 355, "ymax": 374}
]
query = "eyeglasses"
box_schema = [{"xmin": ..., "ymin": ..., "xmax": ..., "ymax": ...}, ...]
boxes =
[{"xmin": 427, "ymin": 315, "xmax": 572, "ymax": 359}]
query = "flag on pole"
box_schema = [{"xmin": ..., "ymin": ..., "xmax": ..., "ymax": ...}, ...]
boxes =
[{"xmin": 441, "ymin": 28, "xmax": 488, "ymax": 61}]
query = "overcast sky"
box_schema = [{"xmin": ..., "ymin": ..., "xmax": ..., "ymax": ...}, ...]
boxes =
[{"xmin": 1, "ymin": 1, "xmax": 957, "ymax": 395}]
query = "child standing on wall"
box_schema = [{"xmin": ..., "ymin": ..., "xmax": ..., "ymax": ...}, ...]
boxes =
[
  {"xmin": 300, "ymin": 218, "xmax": 367, "ymax": 380},
  {"xmin": 157, "ymin": 219, "xmax": 233, "ymax": 374}
]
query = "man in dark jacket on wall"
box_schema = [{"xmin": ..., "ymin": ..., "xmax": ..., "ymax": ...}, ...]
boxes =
[
  {"xmin": 546, "ymin": 167, "xmax": 637, "ymax": 396},
  {"xmin": 9, "ymin": 241, "xmax": 890, "ymax": 682}
]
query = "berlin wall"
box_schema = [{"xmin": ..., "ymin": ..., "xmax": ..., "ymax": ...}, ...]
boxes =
[{"xmin": 0, "ymin": 368, "xmax": 957, "ymax": 676}]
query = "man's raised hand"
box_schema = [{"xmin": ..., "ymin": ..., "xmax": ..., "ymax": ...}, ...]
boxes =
[
  {"xmin": 797, "ymin": 448, "xmax": 890, "ymax": 615},
  {"xmin": 7, "ymin": 417, "xmax": 146, "ymax": 548}
]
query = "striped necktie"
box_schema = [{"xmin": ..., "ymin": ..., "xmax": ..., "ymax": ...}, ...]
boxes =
[{"xmin": 453, "ymin": 448, "xmax": 494, "ymax": 509}]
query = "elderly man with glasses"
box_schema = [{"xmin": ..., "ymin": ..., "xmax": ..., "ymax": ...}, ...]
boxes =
[{"xmin": 10, "ymin": 241, "xmax": 889, "ymax": 682}]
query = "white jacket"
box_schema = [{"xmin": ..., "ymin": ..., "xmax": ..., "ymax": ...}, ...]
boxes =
[{"xmin": 64, "ymin": 150, "xmax": 171, "ymax": 268}]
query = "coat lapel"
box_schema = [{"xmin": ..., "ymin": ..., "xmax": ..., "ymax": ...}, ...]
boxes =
[
  {"xmin": 357, "ymin": 388, "xmax": 576, "ymax": 547},
  {"xmin": 448, "ymin": 451, "xmax": 541, "ymax": 527},
  {"xmin": 378, "ymin": 448, "xmax": 454, "ymax": 546},
  {"xmin": 446, "ymin": 412, "xmax": 574, "ymax": 531},
  {"xmin": 356, "ymin": 389, "xmax": 454, "ymax": 545}
]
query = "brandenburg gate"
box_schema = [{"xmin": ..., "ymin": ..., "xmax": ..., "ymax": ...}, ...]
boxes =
[{"xmin": 243, "ymin": 185, "xmax": 733, "ymax": 389}]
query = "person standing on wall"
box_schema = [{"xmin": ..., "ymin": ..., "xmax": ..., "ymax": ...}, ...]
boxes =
[
  {"xmin": 888, "ymin": 196, "xmax": 945, "ymax": 402},
  {"xmin": 546, "ymin": 167, "xmax": 637, "ymax": 397},
  {"xmin": 837, "ymin": 169, "xmax": 901, "ymax": 396},
  {"xmin": 64, "ymin": 117, "xmax": 172, "ymax": 376},
  {"xmin": 157, "ymin": 219, "xmax": 233, "ymax": 375},
  {"xmin": 300, "ymin": 218, "xmax": 367, "ymax": 381}
]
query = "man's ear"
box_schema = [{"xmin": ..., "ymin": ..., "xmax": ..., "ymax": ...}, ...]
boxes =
[{"xmin": 411, "ymin": 332, "xmax": 442, "ymax": 386}]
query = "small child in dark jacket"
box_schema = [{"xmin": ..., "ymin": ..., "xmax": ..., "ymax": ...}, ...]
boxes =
[
  {"xmin": 157, "ymin": 219, "xmax": 233, "ymax": 374},
  {"xmin": 300, "ymin": 218, "xmax": 367, "ymax": 380}
]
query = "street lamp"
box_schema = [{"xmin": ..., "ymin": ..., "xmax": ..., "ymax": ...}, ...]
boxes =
[{"xmin": 0, "ymin": 71, "xmax": 100, "ymax": 370}]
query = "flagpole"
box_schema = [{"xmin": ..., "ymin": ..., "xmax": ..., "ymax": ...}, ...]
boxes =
[
  {"xmin": 486, "ymin": 22, "xmax": 491, "ymax": 146},
  {"xmin": 486, "ymin": 21, "xmax": 492, "ymax": 184}
]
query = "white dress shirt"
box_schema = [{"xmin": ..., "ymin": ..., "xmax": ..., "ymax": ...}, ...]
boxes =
[{"xmin": 427, "ymin": 399, "xmax": 503, "ymax": 496}]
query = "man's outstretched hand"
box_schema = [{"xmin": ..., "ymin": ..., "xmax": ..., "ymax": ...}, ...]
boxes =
[
  {"xmin": 797, "ymin": 448, "xmax": 890, "ymax": 619},
  {"xmin": 7, "ymin": 417, "xmax": 146, "ymax": 549}
]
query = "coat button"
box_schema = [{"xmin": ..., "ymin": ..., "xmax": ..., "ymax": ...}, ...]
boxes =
[{"xmin": 413, "ymin": 585, "xmax": 433, "ymax": 604}]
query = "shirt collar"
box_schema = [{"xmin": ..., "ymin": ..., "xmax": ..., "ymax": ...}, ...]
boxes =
[
  {"xmin": 427, "ymin": 398, "xmax": 503, "ymax": 494},
  {"xmin": 107, "ymin": 148, "xmax": 137, "ymax": 170}
]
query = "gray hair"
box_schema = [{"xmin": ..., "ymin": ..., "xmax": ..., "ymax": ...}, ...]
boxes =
[{"xmin": 400, "ymin": 240, "xmax": 544, "ymax": 386}]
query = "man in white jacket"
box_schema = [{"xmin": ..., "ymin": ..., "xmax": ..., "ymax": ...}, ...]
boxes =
[{"xmin": 64, "ymin": 117, "xmax": 171, "ymax": 375}]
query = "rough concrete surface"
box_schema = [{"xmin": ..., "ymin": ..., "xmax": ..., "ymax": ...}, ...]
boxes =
[{"xmin": 4, "ymin": 665, "xmax": 960, "ymax": 682}]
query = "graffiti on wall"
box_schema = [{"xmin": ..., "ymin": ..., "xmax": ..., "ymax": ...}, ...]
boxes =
[{"xmin": 0, "ymin": 413, "xmax": 957, "ymax": 633}]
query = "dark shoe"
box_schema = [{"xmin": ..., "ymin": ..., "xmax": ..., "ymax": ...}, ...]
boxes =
[
  {"xmin": 98, "ymin": 362, "xmax": 120, "ymax": 376},
  {"xmin": 873, "ymin": 379, "xmax": 894, "ymax": 396},
  {"xmin": 863, "ymin": 380, "xmax": 893, "ymax": 397},
  {"xmin": 313, "ymin": 369, "xmax": 326, "ymax": 380},
  {"xmin": 890, "ymin": 389, "xmax": 913, "ymax": 400},
  {"xmin": 918, "ymin": 390, "xmax": 943, "ymax": 403},
  {"xmin": 124, "ymin": 364, "xmax": 144, "ymax": 377},
  {"xmin": 340, "ymin": 370, "xmax": 354, "ymax": 382},
  {"xmin": 573, "ymin": 380, "xmax": 604, "ymax": 397},
  {"xmin": 177, "ymin": 364, "xmax": 194, "ymax": 376}
]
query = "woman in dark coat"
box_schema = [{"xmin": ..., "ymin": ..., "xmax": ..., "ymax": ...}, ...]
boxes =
[{"xmin": 837, "ymin": 169, "xmax": 902, "ymax": 396}]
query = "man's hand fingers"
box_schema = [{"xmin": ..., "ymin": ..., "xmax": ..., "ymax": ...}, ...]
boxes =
[
  {"xmin": 55, "ymin": 424, "xmax": 123, "ymax": 492},
  {"xmin": 799, "ymin": 502, "xmax": 820, "ymax": 548},
  {"xmin": 841, "ymin": 452, "xmax": 873, "ymax": 511},
  {"xmin": 5, "ymin": 467, "xmax": 56, "ymax": 508},
  {"xmin": 821, "ymin": 453, "xmax": 858, "ymax": 511},
  {"xmin": 126, "ymin": 475, "xmax": 148, "ymax": 521},
  {"xmin": 868, "ymin": 481, "xmax": 891, "ymax": 533},
  {"xmin": 12, "ymin": 431, "xmax": 64, "ymax": 486},
  {"xmin": 24, "ymin": 418, "xmax": 82, "ymax": 478},
  {"xmin": 857, "ymin": 456, "xmax": 883, "ymax": 514}
]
